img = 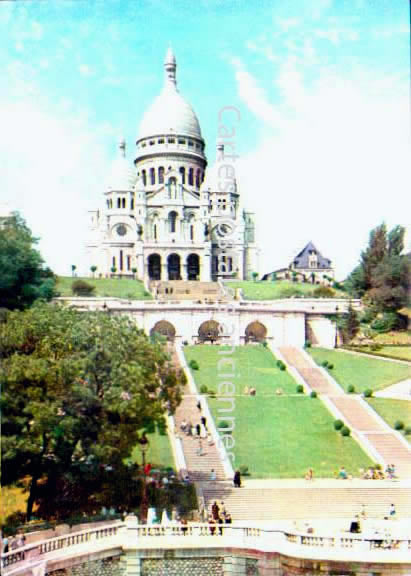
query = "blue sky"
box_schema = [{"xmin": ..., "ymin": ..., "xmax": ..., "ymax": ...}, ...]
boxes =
[{"xmin": 0, "ymin": 0, "xmax": 409, "ymax": 278}]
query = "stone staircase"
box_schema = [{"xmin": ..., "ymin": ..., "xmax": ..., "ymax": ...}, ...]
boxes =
[
  {"xmin": 202, "ymin": 483, "xmax": 411, "ymax": 521},
  {"xmin": 279, "ymin": 347, "xmax": 343, "ymax": 395},
  {"xmin": 151, "ymin": 281, "xmax": 226, "ymax": 301},
  {"xmin": 174, "ymin": 394, "xmax": 226, "ymax": 482}
]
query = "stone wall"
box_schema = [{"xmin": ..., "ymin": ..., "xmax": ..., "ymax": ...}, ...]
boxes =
[
  {"xmin": 141, "ymin": 557, "xmax": 224, "ymax": 575},
  {"xmin": 49, "ymin": 557, "xmax": 125, "ymax": 576}
]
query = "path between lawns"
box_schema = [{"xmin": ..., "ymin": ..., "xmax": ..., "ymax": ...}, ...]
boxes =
[{"xmin": 339, "ymin": 348, "xmax": 411, "ymax": 366}]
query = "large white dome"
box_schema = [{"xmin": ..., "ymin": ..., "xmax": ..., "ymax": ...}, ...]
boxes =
[
  {"xmin": 106, "ymin": 140, "xmax": 136, "ymax": 191},
  {"xmin": 138, "ymin": 49, "xmax": 202, "ymax": 141}
]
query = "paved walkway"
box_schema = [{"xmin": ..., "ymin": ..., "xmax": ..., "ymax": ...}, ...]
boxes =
[{"xmin": 374, "ymin": 379, "xmax": 411, "ymax": 400}]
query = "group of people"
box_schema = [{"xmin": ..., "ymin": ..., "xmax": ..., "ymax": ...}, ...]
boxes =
[
  {"xmin": 359, "ymin": 464, "xmax": 398, "ymax": 480},
  {"xmin": 179, "ymin": 401, "xmax": 214, "ymax": 458},
  {"xmin": 208, "ymin": 500, "xmax": 232, "ymax": 534},
  {"xmin": 1, "ymin": 533, "xmax": 26, "ymax": 554}
]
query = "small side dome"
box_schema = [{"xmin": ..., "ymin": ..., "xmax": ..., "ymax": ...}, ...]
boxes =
[{"xmin": 106, "ymin": 139, "xmax": 136, "ymax": 191}]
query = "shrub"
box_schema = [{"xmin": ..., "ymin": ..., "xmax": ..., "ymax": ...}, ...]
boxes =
[
  {"xmin": 313, "ymin": 285, "xmax": 335, "ymax": 298},
  {"xmin": 262, "ymin": 340, "xmax": 268, "ymax": 348},
  {"xmin": 183, "ymin": 340, "xmax": 188, "ymax": 346},
  {"xmin": 189, "ymin": 359, "xmax": 199, "ymax": 370},
  {"xmin": 199, "ymin": 384, "xmax": 208, "ymax": 394},
  {"xmin": 239, "ymin": 465, "xmax": 250, "ymax": 476},
  {"xmin": 327, "ymin": 363, "xmax": 334, "ymax": 370},
  {"xmin": 347, "ymin": 384, "xmax": 356, "ymax": 394},
  {"xmin": 276, "ymin": 360, "xmax": 286, "ymax": 371},
  {"xmin": 71, "ymin": 279, "xmax": 95, "ymax": 297},
  {"xmin": 394, "ymin": 420, "xmax": 404, "ymax": 431},
  {"xmin": 341, "ymin": 426, "xmax": 351, "ymax": 437},
  {"xmin": 304, "ymin": 340, "xmax": 312, "ymax": 348},
  {"xmin": 207, "ymin": 389, "xmax": 216, "ymax": 397},
  {"xmin": 371, "ymin": 312, "xmax": 399, "ymax": 333},
  {"xmin": 370, "ymin": 343, "xmax": 382, "ymax": 351},
  {"xmin": 310, "ymin": 390, "xmax": 317, "ymax": 398},
  {"xmin": 334, "ymin": 419, "xmax": 344, "ymax": 431},
  {"xmin": 218, "ymin": 421, "xmax": 232, "ymax": 434},
  {"xmin": 296, "ymin": 384, "xmax": 304, "ymax": 394},
  {"xmin": 321, "ymin": 360, "xmax": 329, "ymax": 368},
  {"xmin": 404, "ymin": 426, "xmax": 411, "ymax": 436},
  {"xmin": 363, "ymin": 388, "xmax": 373, "ymax": 398}
]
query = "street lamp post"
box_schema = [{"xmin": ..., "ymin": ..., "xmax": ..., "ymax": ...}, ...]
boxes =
[{"xmin": 138, "ymin": 433, "xmax": 149, "ymax": 524}]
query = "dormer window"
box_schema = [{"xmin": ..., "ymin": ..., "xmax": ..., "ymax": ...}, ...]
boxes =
[
  {"xmin": 168, "ymin": 138, "xmax": 175, "ymax": 143},
  {"xmin": 178, "ymin": 138, "xmax": 186, "ymax": 145}
]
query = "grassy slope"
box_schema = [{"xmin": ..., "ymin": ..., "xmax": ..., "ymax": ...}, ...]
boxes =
[
  {"xmin": 367, "ymin": 398, "xmax": 411, "ymax": 443},
  {"xmin": 184, "ymin": 345, "xmax": 298, "ymax": 395},
  {"xmin": 308, "ymin": 348, "xmax": 411, "ymax": 393},
  {"xmin": 56, "ymin": 276, "xmax": 152, "ymax": 300},
  {"xmin": 207, "ymin": 395, "xmax": 372, "ymax": 478},
  {"xmin": 130, "ymin": 429, "xmax": 175, "ymax": 469},
  {"xmin": 224, "ymin": 280, "xmax": 346, "ymax": 300},
  {"xmin": 184, "ymin": 345, "xmax": 372, "ymax": 478},
  {"xmin": 352, "ymin": 346, "xmax": 411, "ymax": 362}
]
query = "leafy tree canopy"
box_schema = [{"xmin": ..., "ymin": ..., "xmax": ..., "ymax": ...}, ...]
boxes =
[
  {"xmin": 346, "ymin": 223, "xmax": 409, "ymax": 320},
  {"xmin": 0, "ymin": 303, "xmax": 183, "ymax": 520},
  {"xmin": 0, "ymin": 213, "xmax": 56, "ymax": 310}
]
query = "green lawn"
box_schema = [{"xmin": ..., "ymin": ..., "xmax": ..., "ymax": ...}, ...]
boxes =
[
  {"xmin": 224, "ymin": 280, "xmax": 346, "ymax": 300},
  {"xmin": 308, "ymin": 348, "xmax": 411, "ymax": 393},
  {"xmin": 207, "ymin": 396, "xmax": 373, "ymax": 478},
  {"xmin": 367, "ymin": 398, "xmax": 411, "ymax": 443},
  {"xmin": 354, "ymin": 346, "xmax": 411, "ymax": 362},
  {"xmin": 130, "ymin": 429, "xmax": 175, "ymax": 469},
  {"xmin": 56, "ymin": 276, "xmax": 152, "ymax": 300},
  {"xmin": 184, "ymin": 345, "xmax": 299, "ymax": 395}
]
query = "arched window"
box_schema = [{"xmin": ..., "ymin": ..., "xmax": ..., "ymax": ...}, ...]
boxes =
[
  {"xmin": 142, "ymin": 170, "xmax": 147, "ymax": 186},
  {"xmin": 122, "ymin": 198, "xmax": 126, "ymax": 209},
  {"xmin": 179, "ymin": 166, "xmax": 186, "ymax": 185},
  {"xmin": 120, "ymin": 250, "xmax": 124, "ymax": 271},
  {"xmin": 131, "ymin": 198, "xmax": 134, "ymax": 210},
  {"xmin": 150, "ymin": 168, "xmax": 155, "ymax": 185},
  {"xmin": 168, "ymin": 211, "xmax": 178, "ymax": 233},
  {"xmin": 154, "ymin": 224, "xmax": 157, "ymax": 240},
  {"xmin": 190, "ymin": 224, "xmax": 194, "ymax": 241},
  {"xmin": 112, "ymin": 256, "xmax": 116, "ymax": 267},
  {"xmin": 188, "ymin": 167, "xmax": 194, "ymax": 186},
  {"xmin": 127, "ymin": 255, "xmax": 131, "ymax": 271},
  {"xmin": 158, "ymin": 166, "xmax": 164, "ymax": 184},
  {"xmin": 117, "ymin": 198, "xmax": 121, "ymax": 209},
  {"xmin": 196, "ymin": 169, "xmax": 201, "ymax": 188},
  {"xmin": 106, "ymin": 199, "xmax": 110, "ymax": 209}
]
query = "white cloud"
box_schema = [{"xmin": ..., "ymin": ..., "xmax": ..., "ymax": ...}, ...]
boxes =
[
  {"xmin": 0, "ymin": 98, "xmax": 113, "ymax": 275},
  {"xmin": 235, "ymin": 62, "xmax": 410, "ymax": 279},
  {"xmin": 79, "ymin": 64, "xmax": 93, "ymax": 77}
]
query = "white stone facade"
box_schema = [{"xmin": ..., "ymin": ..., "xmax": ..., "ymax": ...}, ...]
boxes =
[{"xmin": 87, "ymin": 49, "xmax": 258, "ymax": 283}]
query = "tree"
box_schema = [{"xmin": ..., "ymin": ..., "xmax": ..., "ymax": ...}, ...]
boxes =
[
  {"xmin": 90, "ymin": 265, "xmax": 97, "ymax": 278},
  {"xmin": 346, "ymin": 223, "xmax": 409, "ymax": 318},
  {"xmin": 71, "ymin": 264, "xmax": 77, "ymax": 277},
  {"xmin": 340, "ymin": 302, "xmax": 360, "ymax": 343},
  {"xmin": 252, "ymin": 272, "xmax": 259, "ymax": 282},
  {"xmin": 111, "ymin": 266, "xmax": 117, "ymax": 275},
  {"xmin": 0, "ymin": 213, "xmax": 56, "ymax": 310},
  {"xmin": 1, "ymin": 303, "xmax": 183, "ymax": 521}
]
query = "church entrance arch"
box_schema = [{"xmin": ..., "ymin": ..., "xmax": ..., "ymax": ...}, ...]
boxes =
[
  {"xmin": 245, "ymin": 321, "xmax": 267, "ymax": 343},
  {"xmin": 167, "ymin": 253, "xmax": 181, "ymax": 280},
  {"xmin": 148, "ymin": 254, "xmax": 161, "ymax": 280},
  {"xmin": 187, "ymin": 253, "xmax": 200, "ymax": 280},
  {"xmin": 150, "ymin": 320, "xmax": 176, "ymax": 342},
  {"xmin": 198, "ymin": 320, "xmax": 221, "ymax": 343}
]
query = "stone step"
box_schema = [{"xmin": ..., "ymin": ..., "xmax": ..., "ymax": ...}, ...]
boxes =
[{"xmin": 203, "ymin": 485, "xmax": 411, "ymax": 521}]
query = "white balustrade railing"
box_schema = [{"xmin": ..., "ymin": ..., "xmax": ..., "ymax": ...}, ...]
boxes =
[{"xmin": 2, "ymin": 521, "xmax": 410, "ymax": 572}]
